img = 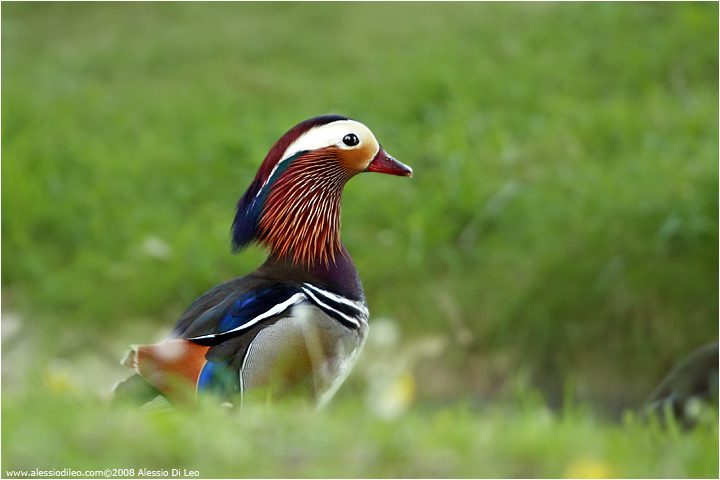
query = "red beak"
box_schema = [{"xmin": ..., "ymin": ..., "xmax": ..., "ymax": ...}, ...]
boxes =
[{"xmin": 366, "ymin": 148, "xmax": 413, "ymax": 177}]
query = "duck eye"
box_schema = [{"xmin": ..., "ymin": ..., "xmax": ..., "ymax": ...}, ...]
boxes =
[{"xmin": 342, "ymin": 133, "xmax": 359, "ymax": 147}]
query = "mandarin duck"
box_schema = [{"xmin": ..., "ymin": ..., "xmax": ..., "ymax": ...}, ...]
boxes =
[
  {"xmin": 113, "ymin": 115, "xmax": 412, "ymax": 409},
  {"xmin": 643, "ymin": 342, "xmax": 718, "ymax": 428}
]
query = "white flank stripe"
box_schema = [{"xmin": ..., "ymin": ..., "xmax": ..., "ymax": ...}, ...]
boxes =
[{"xmin": 189, "ymin": 292, "xmax": 307, "ymax": 341}]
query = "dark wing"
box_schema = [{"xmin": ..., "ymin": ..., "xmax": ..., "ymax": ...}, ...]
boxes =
[
  {"xmin": 170, "ymin": 278, "xmax": 305, "ymax": 342},
  {"xmin": 119, "ymin": 277, "xmax": 367, "ymax": 404},
  {"xmin": 122, "ymin": 279, "xmax": 308, "ymax": 402}
]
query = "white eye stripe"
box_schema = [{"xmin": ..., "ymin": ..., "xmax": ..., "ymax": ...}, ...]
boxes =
[
  {"xmin": 255, "ymin": 119, "xmax": 380, "ymax": 201},
  {"xmin": 280, "ymin": 120, "xmax": 379, "ymax": 162}
]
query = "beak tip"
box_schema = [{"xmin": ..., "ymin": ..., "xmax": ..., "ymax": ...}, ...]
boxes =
[
  {"xmin": 367, "ymin": 149, "xmax": 413, "ymax": 177},
  {"xmin": 398, "ymin": 163, "xmax": 413, "ymax": 178}
]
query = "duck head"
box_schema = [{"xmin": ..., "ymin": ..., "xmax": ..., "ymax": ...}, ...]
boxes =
[{"xmin": 232, "ymin": 115, "xmax": 412, "ymax": 267}]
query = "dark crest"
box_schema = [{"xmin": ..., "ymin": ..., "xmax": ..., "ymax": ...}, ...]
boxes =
[{"xmin": 231, "ymin": 115, "xmax": 350, "ymax": 252}]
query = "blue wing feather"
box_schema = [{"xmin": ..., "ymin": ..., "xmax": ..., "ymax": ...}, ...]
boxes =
[
  {"xmin": 197, "ymin": 359, "xmax": 234, "ymax": 395},
  {"xmin": 171, "ymin": 283, "xmax": 304, "ymax": 344}
]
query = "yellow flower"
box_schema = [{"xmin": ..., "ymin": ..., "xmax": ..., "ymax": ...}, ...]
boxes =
[
  {"xmin": 43, "ymin": 361, "xmax": 80, "ymax": 396},
  {"xmin": 563, "ymin": 457, "xmax": 613, "ymax": 479}
]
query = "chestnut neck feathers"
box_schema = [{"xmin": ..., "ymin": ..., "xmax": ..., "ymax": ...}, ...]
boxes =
[
  {"xmin": 231, "ymin": 116, "xmax": 366, "ymax": 294},
  {"xmin": 231, "ymin": 115, "xmax": 411, "ymax": 298},
  {"xmin": 257, "ymin": 146, "xmax": 352, "ymax": 267}
]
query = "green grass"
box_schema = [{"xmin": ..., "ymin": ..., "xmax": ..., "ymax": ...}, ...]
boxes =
[
  {"xmin": 2, "ymin": 387, "xmax": 718, "ymax": 478},
  {"xmin": 2, "ymin": 2, "xmax": 718, "ymax": 477},
  {"xmin": 3, "ymin": 337, "xmax": 718, "ymax": 478}
]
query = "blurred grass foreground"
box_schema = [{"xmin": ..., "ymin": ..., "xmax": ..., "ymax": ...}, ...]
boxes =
[{"xmin": 2, "ymin": 2, "xmax": 718, "ymax": 478}]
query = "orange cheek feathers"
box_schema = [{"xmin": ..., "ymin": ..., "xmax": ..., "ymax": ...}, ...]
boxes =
[{"xmin": 336, "ymin": 142, "xmax": 380, "ymax": 173}]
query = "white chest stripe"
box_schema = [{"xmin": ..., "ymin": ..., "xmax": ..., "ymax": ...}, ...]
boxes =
[
  {"xmin": 188, "ymin": 292, "xmax": 307, "ymax": 341},
  {"xmin": 188, "ymin": 284, "xmax": 367, "ymax": 342},
  {"xmin": 302, "ymin": 283, "xmax": 369, "ymax": 319},
  {"xmin": 301, "ymin": 287, "xmax": 361, "ymax": 329}
]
